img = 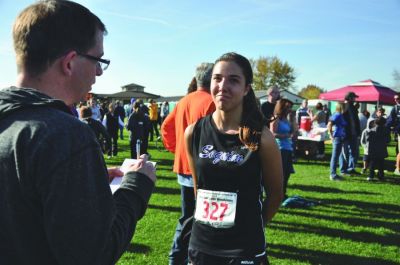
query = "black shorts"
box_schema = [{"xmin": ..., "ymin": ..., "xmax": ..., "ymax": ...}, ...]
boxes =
[
  {"xmin": 188, "ymin": 249, "xmax": 269, "ymax": 265},
  {"xmin": 363, "ymin": 154, "xmax": 370, "ymax": 162}
]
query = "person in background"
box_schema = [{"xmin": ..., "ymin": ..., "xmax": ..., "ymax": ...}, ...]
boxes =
[
  {"xmin": 148, "ymin": 99, "xmax": 159, "ymax": 141},
  {"xmin": 103, "ymin": 102, "xmax": 124, "ymax": 158},
  {"xmin": 114, "ymin": 100, "xmax": 126, "ymax": 140},
  {"xmin": 185, "ymin": 52, "xmax": 283, "ymax": 265},
  {"xmin": 99, "ymin": 101, "xmax": 109, "ymax": 121},
  {"xmin": 296, "ymin": 99, "xmax": 310, "ymax": 126},
  {"xmin": 89, "ymin": 97, "xmax": 101, "ymax": 121},
  {"xmin": 364, "ymin": 117, "xmax": 391, "ymax": 181},
  {"xmin": 323, "ymin": 104, "xmax": 331, "ymax": 124},
  {"xmin": 260, "ymin": 85, "xmax": 280, "ymax": 128},
  {"xmin": 271, "ymin": 98, "xmax": 295, "ymax": 199},
  {"xmin": 340, "ymin": 92, "xmax": 361, "ymax": 175},
  {"xmin": 386, "ymin": 93, "xmax": 400, "ymax": 175},
  {"xmin": 308, "ymin": 102, "xmax": 327, "ymax": 159},
  {"xmin": 328, "ymin": 103, "xmax": 347, "ymax": 180},
  {"xmin": 80, "ymin": 106, "xmax": 111, "ymax": 154},
  {"xmin": 358, "ymin": 109, "xmax": 370, "ymax": 133},
  {"xmin": 160, "ymin": 101, "xmax": 170, "ymax": 124},
  {"xmin": 287, "ymin": 106, "xmax": 299, "ymax": 163},
  {"xmin": 0, "ymin": 1, "xmax": 156, "ymax": 264},
  {"xmin": 127, "ymin": 101, "xmax": 150, "ymax": 159},
  {"xmin": 360, "ymin": 119, "xmax": 375, "ymax": 175},
  {"xmin": 137, "ymin": 99, "xmax": 151, "ymax": 154},
  {"xmin": 162, "ymin": 63, "xmax": 216, "ymax": 265}
]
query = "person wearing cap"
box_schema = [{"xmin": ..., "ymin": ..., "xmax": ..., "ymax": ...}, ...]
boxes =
[
  {"xmin": 339, "ymin": 91, "xmax": 361, "ymax": 175},
  {"xmin": 386, "ymin": 92, "xmax": 400, "ymax": 175}
]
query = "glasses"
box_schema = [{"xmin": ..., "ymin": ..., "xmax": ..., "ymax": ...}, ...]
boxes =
[
  {"xmin": 77, "ymin": 52, "xmax": 110, "ymax": 71},
  {"xmin": 395, "ymin": 97, "xmax": 400, "ymax": 101}
]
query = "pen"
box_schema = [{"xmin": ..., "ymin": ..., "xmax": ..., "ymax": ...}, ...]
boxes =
[{"xmin": 136, "ymin": 139, "xmax": 141, "ymax": 159}]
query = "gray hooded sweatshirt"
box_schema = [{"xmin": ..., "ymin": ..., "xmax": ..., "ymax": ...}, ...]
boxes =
[{"xmin": 0, "ymin": 87, "xmax": 154, "ymax": 265}]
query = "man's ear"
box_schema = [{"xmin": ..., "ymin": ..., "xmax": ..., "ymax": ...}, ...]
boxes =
[{"xmin": 60, "ymin": 51, "xmax": 77, "ymax": 76}]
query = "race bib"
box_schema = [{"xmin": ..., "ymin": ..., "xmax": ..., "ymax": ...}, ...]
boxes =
[{"xmin": 194, "ymin": 189, "xmax": 237, "ymax": 228}]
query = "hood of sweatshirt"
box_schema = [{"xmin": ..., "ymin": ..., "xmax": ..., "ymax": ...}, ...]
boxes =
[{"xmin": 0, "ymin": 86, "xmax": 71, "ymax": 121}]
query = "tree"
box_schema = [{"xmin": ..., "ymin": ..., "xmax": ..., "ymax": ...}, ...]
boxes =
[
  {"xmin": 298, "ymin": 84, "xmax": 324, "ymax": 99},
  {"xmin": 251, "ymin": 56, "xmax": 295, "ymax": 91}
]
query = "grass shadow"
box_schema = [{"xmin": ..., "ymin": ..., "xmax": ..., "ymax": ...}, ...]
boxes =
[
  {"xmin": 270, "ymin": 220, "xmax": 400, "ymax": 247},
  {"xmin": 279, "ymin": 206, "xmax": 399, "ymax": 233},
  {"xmin": 148, "ymin": 204, "xmax": 181, "ymax": 213},
  {"xmin": 268, "ymin": 243, "xmax": 399, "ymax": 265},
  {"xmin": 290, "ymin": 184, "xmax": 379, "ymax": 195},
  {"xmin": 154, "ymin": 186, "xmax": 180, "ymax": 195},
  {"xmin": 125, "ymin": 242, "xmax": 151, "ymax": 254}
]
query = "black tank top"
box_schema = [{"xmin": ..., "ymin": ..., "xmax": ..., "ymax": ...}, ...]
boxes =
[{"xmin": 189, "ymin": 115, "xmax": 265, "ymax": 257}]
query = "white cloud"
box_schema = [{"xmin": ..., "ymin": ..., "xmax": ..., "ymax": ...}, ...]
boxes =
[
  {"xmin": 256, "ymin": 38, "xmax": 324, "ymax": 45},
  {"xmin": 98, "ymin": 10, "xmax": 171, "ymax": 27}
]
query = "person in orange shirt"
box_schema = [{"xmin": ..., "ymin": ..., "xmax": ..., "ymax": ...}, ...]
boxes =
[
  {"xmin": 162, "ymin": 63, "xmax": 215, "ymax": 265},
  {"xmin": 149, "ymin": 99, "xmax": 159, "ymax": 141}
]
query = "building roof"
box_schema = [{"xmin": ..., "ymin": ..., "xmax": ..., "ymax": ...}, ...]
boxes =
[
  {"xmin": 121, "ymin": 83, "xmax": 145, "ymax": 90},
  {"xmin": 256, "ymin": 89, "xmax": 304, "ymax": 104},
  {"xmin": 94, "ymin": 90, "xmax": 160, "ymax": 100}
]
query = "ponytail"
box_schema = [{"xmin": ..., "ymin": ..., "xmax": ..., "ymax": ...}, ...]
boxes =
[{"xmin": 239, "ymin": 87, "xmax": 263, "ymax": 151}]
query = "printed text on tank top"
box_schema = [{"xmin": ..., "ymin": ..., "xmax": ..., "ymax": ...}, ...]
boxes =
[{"xmin": 199, "ymin": 144, "xmax": 245, "ymax": 164}]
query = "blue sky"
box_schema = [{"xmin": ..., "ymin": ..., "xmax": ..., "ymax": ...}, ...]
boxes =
[{"xmin": 1, "ymin": 0, "xmax": 399, "ymax": 96}]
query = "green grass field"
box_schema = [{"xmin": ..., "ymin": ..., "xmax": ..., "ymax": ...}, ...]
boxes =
[{"xmin": 107, "ymin": 133, "xmax": 400, "ymax": 265}]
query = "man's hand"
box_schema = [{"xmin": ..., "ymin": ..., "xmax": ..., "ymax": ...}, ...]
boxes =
[
  {"xmin": 107, "ymin": 167, "xmax": 123, "ymax": 183},
  {"xmin": 124, "ymin": 154, "xmax": 156, "ymax": 183}
]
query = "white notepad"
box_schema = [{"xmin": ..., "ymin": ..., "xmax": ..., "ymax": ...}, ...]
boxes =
[{"xmin": 110, "ymin": 159, "xmax": 156, "ymax": 194}]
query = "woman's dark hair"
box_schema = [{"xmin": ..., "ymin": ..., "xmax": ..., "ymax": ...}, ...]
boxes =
[
  {"xmin": 133, "ymin": 101, "xmax": 145, "ymax": 120},
  {"xmin": 273, "ymin": 98, "xmax": 293, "ymax": 118},
  {"xmin": 316, "ymin": 102, "xmax": 323, "ymax": 110},
  {"xmin": 363, "ymin": 109, "xmax": 370, "ymax": 119},
  {"xmin": 214, "ymin": 52, "xmax": 263, "ymax": 151}
]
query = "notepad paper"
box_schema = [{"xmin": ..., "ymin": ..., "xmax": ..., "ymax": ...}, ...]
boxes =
[{"xmin": 110, "ymin": 159, "xmax": 156, "ymax": 193}]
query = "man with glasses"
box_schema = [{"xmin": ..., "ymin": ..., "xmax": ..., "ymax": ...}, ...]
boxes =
[
  {"xmin": 0, "ymin": 1, "xmax": 156, "ymax": 264},
  {"xmin": 386, "ymin": 93, "xmax": 400, "ymax": 175}
]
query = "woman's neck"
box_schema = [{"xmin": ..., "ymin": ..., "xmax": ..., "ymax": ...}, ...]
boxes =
[{"xmin": 212, "ymin": 109, "xmax": 242, "ymax": 134}]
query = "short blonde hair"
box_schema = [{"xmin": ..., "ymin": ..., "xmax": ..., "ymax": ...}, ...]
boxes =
[{"xmin": 335, "ymin": 103, "xmax": 344, "ymax": 113}]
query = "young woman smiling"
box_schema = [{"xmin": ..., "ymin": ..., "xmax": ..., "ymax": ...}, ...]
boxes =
[{"xmin": 185, "ymin": 52, "xmax": 283, "ymax": 265}]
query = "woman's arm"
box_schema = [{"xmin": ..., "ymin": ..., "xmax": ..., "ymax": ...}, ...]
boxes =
[
  {"xmin": 184, "ymin": 124, "xmax": 198, "ymax": 197},
  {"xmin": 270, "ymin": 118, "xmax": 290, "ymax": 139},
  {"xmin": 308, "ymin": 109, "xmax": 317, "ymax": 122},
  {"xmin": 260, "ymin": 127, "xmax": 284, "ymax": 224},
  {"xmin": 327, "ymin": 121, "xmax": 333, "ymax": 138}
]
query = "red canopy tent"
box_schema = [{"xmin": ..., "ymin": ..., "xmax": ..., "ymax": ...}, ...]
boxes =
[{"xmin": 319, "ymin": 79, "xmax": 396, "ymax": 105}]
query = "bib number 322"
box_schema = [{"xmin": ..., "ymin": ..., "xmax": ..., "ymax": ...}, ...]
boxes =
[{"xmin": 194, "ymin": 189, "xmax": 237, "ymax": 228}]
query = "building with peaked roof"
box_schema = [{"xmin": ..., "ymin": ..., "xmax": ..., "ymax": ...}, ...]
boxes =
[
  {"xmin": 256, "ymin": 89, "xmax": 305, "ymax": 105},
  {"xmin": 92, "ymin": 83, "xmax": 160, "ymax": 103}
]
